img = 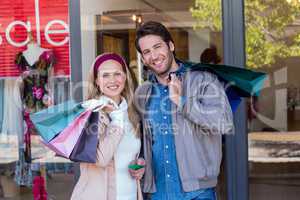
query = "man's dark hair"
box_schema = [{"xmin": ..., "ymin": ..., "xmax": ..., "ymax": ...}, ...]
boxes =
[{"xmin": 135, "ymin": 21, "xmax": 174, "ymax": 53}]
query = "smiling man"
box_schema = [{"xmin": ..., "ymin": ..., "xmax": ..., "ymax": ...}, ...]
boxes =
[{"xmin": 133, "ymin": 21, "xmax": 234, "ymax": 200}]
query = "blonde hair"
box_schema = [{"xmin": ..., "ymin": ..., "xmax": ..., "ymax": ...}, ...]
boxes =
[{"xmin": 86, "ymin": 53, "xmax": 140, "ymax": 137}]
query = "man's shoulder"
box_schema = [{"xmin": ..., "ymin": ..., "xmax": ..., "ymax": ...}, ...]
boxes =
[
  {"xmin": 182, "ymin": 61, "xmax": 217, "ymax": 78},
  {"xmin": 185, "ymin": 68, "xmax": 218, "ymax": 83},
  {"xmin": 134, "ymin": 81, "xmax": 153, "ymax": 113},
  {"xmin": 135, "ymin": 81, "xmax": 153, "ymax": 95},
  {"xmin": 134, "ymin": 81, "xmax": 153, "ymax": 107}
]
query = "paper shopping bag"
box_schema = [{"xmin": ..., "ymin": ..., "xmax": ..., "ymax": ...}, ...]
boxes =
[
  {"xmin": 30, "ymin": 100, "xmax": 85, "ymax": 142},
  {"xmin": 47, "ymin": 110, "xmax": 93, "ymax": 158},
  {"xmin": 70, "ymin": 112, "xmax": 100, "ymax": 163}
]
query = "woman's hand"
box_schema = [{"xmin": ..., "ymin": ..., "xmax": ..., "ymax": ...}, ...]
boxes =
[
  {"xmin": 129, "ymin": 158, "xmax": 146, "ymax": 180},
  {"xmin": 102, "ymin": 101, "xmax": 116, "ymax": 114}
]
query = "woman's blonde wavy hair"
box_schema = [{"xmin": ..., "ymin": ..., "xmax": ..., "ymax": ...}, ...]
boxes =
[{"xmin": 86, "ymin": 53, "xmax": 140, "ymax": 137}]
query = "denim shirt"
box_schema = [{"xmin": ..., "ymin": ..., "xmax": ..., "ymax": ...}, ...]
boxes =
[{"xmin": 146, "ymin": 64, "xmax": 203, "ymax": 200}]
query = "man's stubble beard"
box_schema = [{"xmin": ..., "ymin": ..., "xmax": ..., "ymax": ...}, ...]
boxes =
[{"xmin": 155, "ymin": 52, "xmax": 174, "ymax": 79}]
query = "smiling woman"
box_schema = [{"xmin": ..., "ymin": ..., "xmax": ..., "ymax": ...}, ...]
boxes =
[{"xmin": 71, "ymin": 53, "xmax": 143, "ymax": 200}]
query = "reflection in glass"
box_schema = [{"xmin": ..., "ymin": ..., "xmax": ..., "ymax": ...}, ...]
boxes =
[{"xmin": 245, "ymin": 1, "xmax": 300, "ymax": 200}]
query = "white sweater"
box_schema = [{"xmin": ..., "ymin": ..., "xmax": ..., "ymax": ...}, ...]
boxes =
[{"xmin": 108, "ymin": 97, "xmax": 141, "ymax": 200}]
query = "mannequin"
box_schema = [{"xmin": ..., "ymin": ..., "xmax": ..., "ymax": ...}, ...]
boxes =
[
  {"xmin": 23, "ymin": 42, "xmax": 48, "ymax": 66},
  {"xmin": 14, "ymin": 33, "xmax": 54, "ymax": 187},
  {"xmin": 15, "ymin": 32, "xmax": 54, "ymax": 112}
]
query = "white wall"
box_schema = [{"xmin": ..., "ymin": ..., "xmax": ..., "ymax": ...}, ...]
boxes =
[
  {"xmin": 80, "ymin": 2, "xmax": 96, "ymax": 98},
  {"xmin": 188, "ymin": 29, "xmax": 210, "ymax": 62},
  {"xmin": 80, "ymin": 14, "xmax": 96, "ymax": 99}
]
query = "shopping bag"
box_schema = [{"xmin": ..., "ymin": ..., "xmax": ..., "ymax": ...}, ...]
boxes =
[
  {"xmin": 175, "ymin": 62, "xmax": 266, "ymax": 112},
  {"xmin": 69, "ymin": 112, "xmax": 100, "ymax": 163},
  {"xmin": 46, "ymin": 109, "xmax": 93, "ymax": 158},
  {"xmin": 30, "ymin": 100, "xmax": 85, "ymax": 142},
  {"xmin": 188, "ymin": 62, "xmax": 267, "ymax": 97},
  {"xmin": 226, "ymin": 87, "xmax": 242, "ymax": 113}
]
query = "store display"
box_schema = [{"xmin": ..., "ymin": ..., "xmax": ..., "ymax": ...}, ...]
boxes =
[{"xmin": 13, "ymin": 38, "xmax": 55, "ymax": 188}]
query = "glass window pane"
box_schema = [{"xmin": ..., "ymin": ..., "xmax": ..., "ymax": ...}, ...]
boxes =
[
  {"xmin": 245, "ymin": 1, "xmax": 300, "ymax": 199},
  {"xmin": 0, "ymin": 0, "xmax": 73, "ymax": 199}
]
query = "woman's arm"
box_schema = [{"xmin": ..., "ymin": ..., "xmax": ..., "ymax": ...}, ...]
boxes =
[
  {"xmin": 95, "ymin": 109, "xmax": 126, "ymax": 167},
  {"xmin": 95, "ymin": 124, "xmax": 124, "ymax": 167}
]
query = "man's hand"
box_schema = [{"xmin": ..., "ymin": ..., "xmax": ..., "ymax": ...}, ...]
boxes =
[
  {"xmin": 129, "ymin": 158, "xmax": 145, "ymax": 180},
  {"xmin": 168, "ymin": 73, "xmax": 182, "ymax": 106}
]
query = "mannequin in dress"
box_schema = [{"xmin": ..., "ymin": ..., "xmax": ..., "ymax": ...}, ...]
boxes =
[
  {"xmin": 23, "ymin": 42, "xmax": 48, "ymax": 66},
  {"xmin": 23, "ymin": 32, "xmax": 50, "ymax": 67},
  {"xmin": 15, "ymin": 32, "xmax": 54, "ymax": 112},
  {"xmin": 14, "ymin": 33, "xmax": 55, "ymax": 188}
]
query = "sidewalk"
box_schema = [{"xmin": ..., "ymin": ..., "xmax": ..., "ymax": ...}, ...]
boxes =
[{"xmin": 0, "ymin": 173, "xmax": 74, "ymax": 200}]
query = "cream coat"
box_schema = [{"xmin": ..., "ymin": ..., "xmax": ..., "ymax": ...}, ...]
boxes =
[{"xmin": 71, "ymin": 111, "xmax": 143, "ymax": 200}]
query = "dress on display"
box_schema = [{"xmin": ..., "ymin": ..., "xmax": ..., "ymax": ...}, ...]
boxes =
[
  {"xmin": 15, "ymin": 50, "xmax": 54, "ymax": 112},
  {"xmin": 14, "ymin": 49, "xmax": 54, "ymax": 186}
]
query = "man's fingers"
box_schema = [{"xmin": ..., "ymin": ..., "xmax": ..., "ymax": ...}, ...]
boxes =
[{"xmin": 169, "ymin": 74, "xmax": 181, "ymax": 87}]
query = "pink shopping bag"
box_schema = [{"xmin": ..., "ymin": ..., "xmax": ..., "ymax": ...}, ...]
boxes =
[{"xmin": 46, "ymin": 110, "xmax": 92, "ymax": 158}]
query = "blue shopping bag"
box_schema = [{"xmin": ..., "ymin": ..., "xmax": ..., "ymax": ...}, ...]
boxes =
[
  {"xmin": 30, "ymin": 100, "xmax": 85, "ymax": 142},
  {"xmin": 226, "ymin": 87, "xmax": 242, "ymax": 113}
]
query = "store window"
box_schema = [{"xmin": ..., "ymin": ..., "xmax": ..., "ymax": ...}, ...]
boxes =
[
  {"xmin": 0, "ymin": 0, "xmax": 73, "ymax": 199},
  {"xmin": 1, "ymin": 0, "xmax": 246, "ymax": 199},
  {"xmin": 244, "ymin": 1, "xmax": 300, "ymax": 200}
]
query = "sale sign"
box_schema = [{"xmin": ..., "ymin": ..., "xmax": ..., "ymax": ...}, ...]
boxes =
[{"xmin": 0, "ymin": 0, "xmax": 70, "ymax": 77}]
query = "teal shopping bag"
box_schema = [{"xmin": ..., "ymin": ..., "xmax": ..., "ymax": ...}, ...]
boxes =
[
  {"xmin": 30, "ymin": 100, "xmax": 85, "ymax": 142},
  {"xmin": 187, "ymin": 62, "xmax": 267, "ymax": 96}
]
